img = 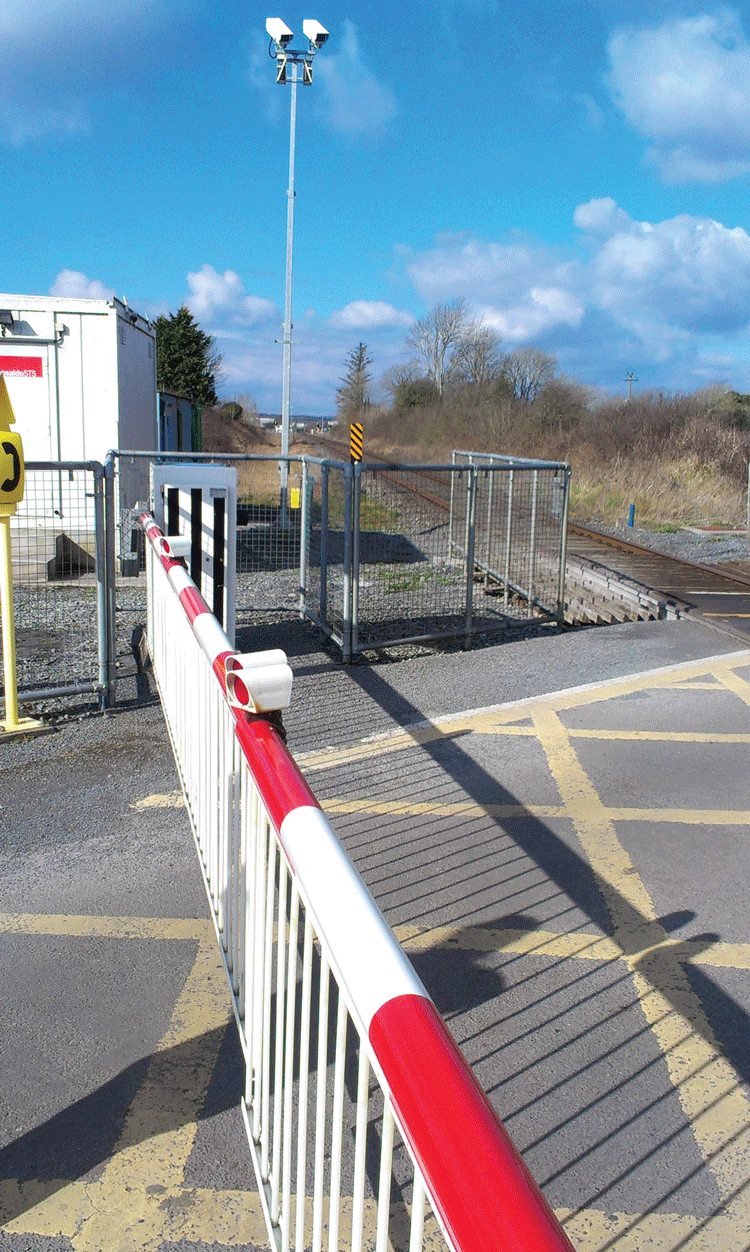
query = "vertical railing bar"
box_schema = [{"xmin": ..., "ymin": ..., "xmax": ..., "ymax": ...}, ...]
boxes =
[
  {"xmin": 312, "ymin": 953, "xmax": 330, "ymax": 1252},
  {"xmin": 238, "ymin": 766, "xmax": 250, "ymax": 1028},
  {"xmin": 327, "ymin": 991, "xmax": 348, "ymax": 1252},
  {"xmin": 409, "ymin": 1173, "xmax": 426, "ymax": 1252},
  {"xmin": 350, "ymin": 1047, "xmax": 370, "ymax": 1252},
  {"xmin": 375, "ymin": 1102, "xmax": 396, "ymax": 1252},
  {"xmin": 254, "ymin": 797, "xmax": 271, "ymax": 1144},
  {"xmin": 295, "ymin": 915, "xmax": 314, "ymax": 1251},
  {"xmin": 281, "ymin": 885, "xmax": 301, "ymax": 1252},
  {"xmin": 230, "ymin": 756, "xmax": 241, "ymax": 991},
  {"xmin": 270, "ymin": 859, "xmax": 289, "ymax": 1224},
  {"xmin": 216, "ymin": 697, "xmax": 227, "ymax": 940},
  {"xmin": 261, "ymin": 833, "xmax": 278, "ymax": 1176}
]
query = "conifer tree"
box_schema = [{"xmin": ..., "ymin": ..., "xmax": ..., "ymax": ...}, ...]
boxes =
[
  {"xmin": 155, "ymin": 306, "xmax": 222, "ymax": 405},
  {"xmin": 336, "ymin": 343, "xmax": 373, "ymax": 421}
]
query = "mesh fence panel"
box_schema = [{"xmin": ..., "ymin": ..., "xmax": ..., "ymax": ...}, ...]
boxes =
[
  {"xmin": 3, "ymin": 464, "xmax": 104, "ymax": 696},
  {"xmin": 351, "ymin": 459, "xmax": 568, "ymax": 652}
]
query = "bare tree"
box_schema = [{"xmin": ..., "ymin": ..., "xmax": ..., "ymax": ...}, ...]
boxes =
[
  {"xmin": 380, "ymin": 360, "xmax": 420, "ymax": 400},
  {"xmin": 406, "ymin": 299, "xmax": 471, "ymax": 396},
  {"xmin": 453, "ymin": 324, "xmax": 504, "ymax": 386},
  {"xmin": 502, "ymin": 346, "xmax": 556, "ymax": 403}
]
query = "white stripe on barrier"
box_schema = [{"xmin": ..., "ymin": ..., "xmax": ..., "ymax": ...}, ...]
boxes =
[
  {"xmin": 279, "ymin": 805, "xmax": 425, "ymax": 1033},
  {"xmin": 167, "ymin": 563, "xmax": 194, "ymax": 598},
  {"xmin": 192, "ymin": 611, "xmax": 234, "ymax": 669}
]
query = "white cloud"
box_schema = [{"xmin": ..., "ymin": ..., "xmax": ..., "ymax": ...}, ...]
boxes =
[
  {"xmin": 186, "ymin": 265, "xmax": 277, "ymax": 327},
  {"xmin": 406, "ymin": 234, "xmax": 585, "ymax": 341},
  {"xmin": 397, "ymin": 200, "xmax": 750, "ymax": 391},
  {"xmin": 314, "ymin": 20, "xmax": 397, "ymax": 136},
  {"xmin": 585, "ymin": 204, "xmax": 750, "ymax": 335},
  {"xmin": 329, "ymin": 301, "xmax": 413, "ymax": 330},
  {"xmin": 49, "ymin": 270, "xmax": 116, "ymax": 300},
  {"xmin": 607, "ymin": 7, "xmax": 750, "ymax": 182}
]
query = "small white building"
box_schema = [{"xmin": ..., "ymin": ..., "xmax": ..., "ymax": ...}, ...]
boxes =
[
  {"xmin": 0, "ymin": 293, "xmax": 157, "ymax": 463},
  {"xmin": 0, "ymin": 293, "xmax": 158, "ymax": 574}
]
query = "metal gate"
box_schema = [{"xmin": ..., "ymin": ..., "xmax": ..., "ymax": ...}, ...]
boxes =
[
  {"xmin": 2, "ymin": 450, "xmax": 570, "ymax": 713},
  {"xmin": 0, "ymin": 460, "xmax": 113, "ymax": 709}
]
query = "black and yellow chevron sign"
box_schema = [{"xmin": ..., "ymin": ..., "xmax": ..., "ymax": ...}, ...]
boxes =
[{"xmin": 349, "ymin": 422, "xmax": 364, "ymax": 463}]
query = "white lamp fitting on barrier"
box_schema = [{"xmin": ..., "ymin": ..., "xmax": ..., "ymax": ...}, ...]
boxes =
[
  {"xmin": 157, "ymin": 533, "xmax": 193, "ymax": 561},
  {"xmin": 225, "ymin": 650, "xmax": 293, "ymax": 713}
]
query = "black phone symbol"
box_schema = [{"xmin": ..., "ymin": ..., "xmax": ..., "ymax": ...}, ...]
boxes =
[{"xmin": 1, "ymin": 440, "xmax": 20, "ymax": 493}]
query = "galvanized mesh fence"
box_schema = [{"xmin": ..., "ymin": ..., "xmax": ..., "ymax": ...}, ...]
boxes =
[
  {"xmin": 2, "ymin": 463, "xmax": 108, "ymax": 702},
  {"xmin": 350, "ymin": 457, "xmax": 569, "ymax": 654},
  {"xmin": 2, "ymin": 451, "xmax": 569, "ymax": 709}
]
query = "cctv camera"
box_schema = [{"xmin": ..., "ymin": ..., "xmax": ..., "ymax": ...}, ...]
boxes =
[
  {"xmin": 266, "ymin": 17, "xmax": 294, "ymax": 47},
  {"xmin": 303, "ymin": 18, "xmax": 329, "ymax": 48}
]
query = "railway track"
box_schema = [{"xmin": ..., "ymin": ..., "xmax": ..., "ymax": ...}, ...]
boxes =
[
  {"xmin": 566, "ymin": 523, "xmax": 750, "ymax": 637},
  {"xmin": 305, "ymin": 434, "xmax": 750, "ymax": 638}
]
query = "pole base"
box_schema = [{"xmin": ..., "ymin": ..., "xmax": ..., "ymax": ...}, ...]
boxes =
[{"xmin": 0, "ymin": 715, "xmax": 49, "ymax": 741}]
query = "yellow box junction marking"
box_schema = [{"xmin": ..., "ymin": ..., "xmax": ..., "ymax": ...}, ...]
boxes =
[
  {"xmin": 5, "ymin": 651, "xmax": 750, "ymax": 1249},
  {"xmin": 303, "ymin": 649, "xmax": 750, "ymax": 1244}
]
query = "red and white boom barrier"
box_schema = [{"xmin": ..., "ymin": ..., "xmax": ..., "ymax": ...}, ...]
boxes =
[{"xmin": 141, "ymin": 509, "xmax": 575, "ymax": 1252}]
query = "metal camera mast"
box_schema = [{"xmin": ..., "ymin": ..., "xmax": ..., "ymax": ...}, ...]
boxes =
[{"xmin": 266, "ymin": 17, "xmax": 329, "ymax": 523}]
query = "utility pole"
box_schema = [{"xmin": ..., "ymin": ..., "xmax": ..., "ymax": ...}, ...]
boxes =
[
  {"xmin": 266, "ymin": 17, "xmax": 329, "ymax": 526},
  {"xmin": 624, "ymin": 372, "xmax": 638, "ymax": 402}
]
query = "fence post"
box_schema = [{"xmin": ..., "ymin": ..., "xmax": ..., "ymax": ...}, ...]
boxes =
[
  {"xmin": 528, "ymin": 469, "xmax": 539, "ymax": 612},
  {"xmin": 463, "ymin": 468, "xmax": 477, "ymax": 648},
  {"xmin": 299, "ymin": 458, "xmax": 309, "ymax": 620},
  {"xmin": 319, "ymin": 463, "xmax": 329, "ymax": 628},
  {"xmin": 557, "ymin": 465, "xmax": 571, "ymax": 625},
  {"xmin": 342, "ymin": 463, "xmax": 353, "ymax": 663},
  {"xmin": 351, "ymin": 461, "xmax": 361, "ymax": 658},
  {"xmin": 104, "ymin": 451, "xmax": 118, "ymax": 707},
  {"xmin": 92, "ymin": 464, "xmax": 109, "ymax": 710},
  {"xmin": 504, "ymin": 468, "xmax": 514, "ymax": 609}
]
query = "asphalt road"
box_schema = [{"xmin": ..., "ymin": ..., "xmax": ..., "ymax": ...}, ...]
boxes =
[{"xmin": 1, "ymin": 614, "xmax": 749, "ymax": 1250}]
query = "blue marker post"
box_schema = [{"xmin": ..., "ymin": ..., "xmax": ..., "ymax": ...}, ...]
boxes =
[{"xmin": 628, "ymin": 504, "xmax": 635, "ymax": 528}]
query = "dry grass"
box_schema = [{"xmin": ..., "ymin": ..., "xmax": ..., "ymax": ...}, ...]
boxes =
[
  {"xmin": 569, "ymin": 452, "xmax": 746, "ymax": 528},
  {"xmin": 202, "ymin": 393, "xmax": 749, "ymax": 528}
]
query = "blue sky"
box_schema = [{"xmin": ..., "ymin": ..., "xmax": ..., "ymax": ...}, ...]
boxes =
[{"xmin": 4, "ymin": 1, "xmax": 750, "ymax": 414}]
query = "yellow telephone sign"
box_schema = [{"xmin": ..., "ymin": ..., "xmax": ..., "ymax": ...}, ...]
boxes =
[{"xmin": 0, "ymin": 376, "xmax": 24, "ymax": 513}]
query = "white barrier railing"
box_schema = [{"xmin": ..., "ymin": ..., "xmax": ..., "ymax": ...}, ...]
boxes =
[{"xmin": 141, "ymin": 510, "xmax": 575, "ymax": 1252}]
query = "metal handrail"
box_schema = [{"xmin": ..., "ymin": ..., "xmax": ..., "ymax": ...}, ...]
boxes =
[{"xmin": 140, "ymin": 507, "xmax": 575, "ymax": 1252}]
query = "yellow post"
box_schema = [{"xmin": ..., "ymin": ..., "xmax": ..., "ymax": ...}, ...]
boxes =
[
  {"xmin": 0, "ymin": 512, "xmax": 20, "ymax": 729},
  {"xmin": 0, "ymin": 376, "xmax": 43, "ymax": 738}
]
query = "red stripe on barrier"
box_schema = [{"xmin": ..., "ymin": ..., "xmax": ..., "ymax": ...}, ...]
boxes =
[
  {"xmin": 370, "ymin": 995, "xmax": 575, "ymax": 1252},
  {"xmin": 234, "ymin": 715, "xmax": 320, "ymax": 832},
  {"xmin": 179, "ymin": 585, "xmax": 211, "ymax": 623},
  {"xmin": 213, "ymin": 650, "xmax": 234, "ymax": 694}
]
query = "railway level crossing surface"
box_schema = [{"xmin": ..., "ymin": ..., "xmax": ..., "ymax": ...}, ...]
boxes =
[{"xmin": 1, "ymin": 614, "xmax": 750, "ymax": 1251}]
